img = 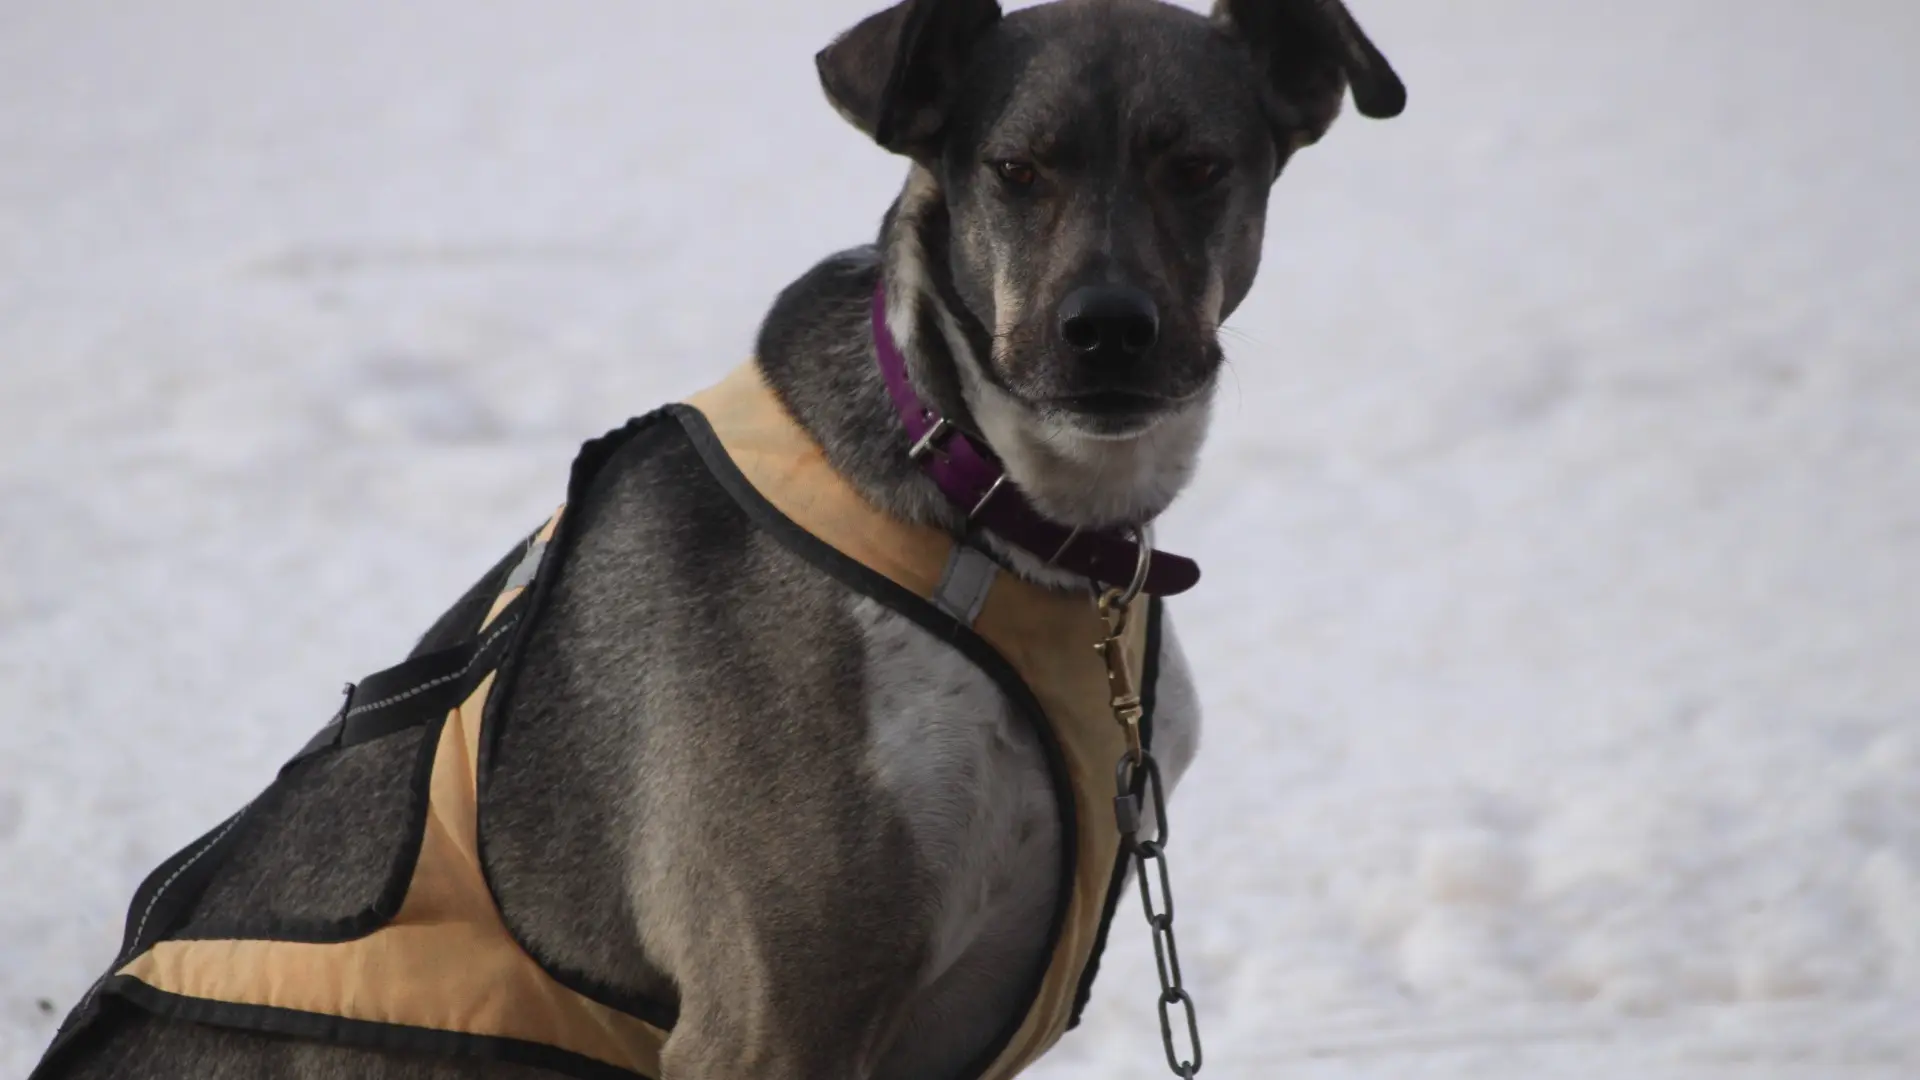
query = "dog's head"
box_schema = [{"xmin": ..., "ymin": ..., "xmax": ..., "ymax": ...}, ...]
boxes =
[{"xmin": 820, "ymin": 0, "xmax": 1403, "ymax": 528}]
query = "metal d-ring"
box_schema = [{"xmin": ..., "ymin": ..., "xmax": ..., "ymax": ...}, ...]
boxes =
[
  {"xmin": 1045, "ymin": 526, "xmax": 1084, "ymax": 568},
  {"xmin": 1114, "ymin": 523, "xmax": 1153, "ymax": 609},
  {"xmin": 967, "ymin": 473, "xmax": 1008, "ymax": 521}
]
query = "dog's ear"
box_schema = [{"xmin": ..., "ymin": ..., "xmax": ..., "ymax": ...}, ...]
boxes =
[
  {"xmin": 816, "ymin": 0, "xmax": 1003, "ymax": 156},
  {"xmin": 1213, "ymin": 0, "xmax": 1404, "ymax": 152}
]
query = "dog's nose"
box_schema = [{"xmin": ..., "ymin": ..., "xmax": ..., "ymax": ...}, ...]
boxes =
[{"xmin": 1057, "ymin": 286, "xmax": 1159, "ymax": 356}]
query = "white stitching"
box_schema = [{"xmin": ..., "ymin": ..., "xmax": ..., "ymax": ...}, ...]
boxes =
[
  {"xmin": 125, "ymin": 805, "xmax": 251, "ymax": 955},
  {"xmin": 80, "ymin": 803, "xmax": 251, "ymax": 1017},
  {"xmin": 121, "ymin": 612, "xmax": 513, "ymax": 950},
  {"xmin": 99, "ymin": 602, "xmax": 523, "ymax": 992},
  {"xmin": 340, "ymin": 613, "xmax": 520, "ymax": 720},
  {"xmin": 83, "ymin": 599, "xmax": 528, "ymax": 1018}
]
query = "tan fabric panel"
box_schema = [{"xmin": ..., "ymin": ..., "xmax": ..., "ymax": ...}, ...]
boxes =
[
  {"xmin": 967, "ymin": 591, "xmax": 1147, "ymax": 1080},
  {"xmin": 688, "ymin": 362, "xmax": 1148, "ymax": 1080},
  {"xmin": 686, "ymin": 364, "xmax": 956, "ymax": 597},
  {"xmin": 118, "ymin": 515, "xmax": 670, "ymax": 1078}
]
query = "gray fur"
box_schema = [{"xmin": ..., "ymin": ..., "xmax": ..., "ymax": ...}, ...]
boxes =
[
  {"xmin": 855, "ymin": 594, "xmax": 1059, "ymax": 1077},
  {"xmin": 48, "ymin": 1, "xmax": 1399, "ymax": 1077},
  {"xmin": 859, "ymin": 597, "xmax": 1202, "ymax": 1079},
  {"xmin": 178, "ymin": 726, "xmax": 432, "ymax": 935}
]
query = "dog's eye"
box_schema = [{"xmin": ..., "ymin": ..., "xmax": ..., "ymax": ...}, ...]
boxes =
[
  {"xmin": 993, "ymin": 160, "xmax": 1038, "ymax": 189},
  {"xmin": 1171, "ymin": 157, "xmax": 1229, "ymax": 193}
]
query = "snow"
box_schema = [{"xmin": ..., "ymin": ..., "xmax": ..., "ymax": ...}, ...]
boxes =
[{"xmin": 2, "ymin": 0, "xmax": 1917, "ymax": 1076}]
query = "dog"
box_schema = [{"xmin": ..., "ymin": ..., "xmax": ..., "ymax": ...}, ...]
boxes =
[{"xmin": 31, "ymin": 1, "xmax": 1402, "ymax": 1078}]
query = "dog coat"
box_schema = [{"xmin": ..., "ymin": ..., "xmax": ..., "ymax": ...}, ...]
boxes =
[{"xmin": 32, "ymin": 361, "xmax": 1164, "ymax": 1080}]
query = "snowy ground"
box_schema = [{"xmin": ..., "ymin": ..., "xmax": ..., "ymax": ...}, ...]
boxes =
[{"xmin": 3, "ymin": 0, "xmax": 1917, "ymax": 1076}]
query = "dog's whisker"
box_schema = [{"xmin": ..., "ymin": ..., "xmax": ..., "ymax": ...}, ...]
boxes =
[{"xmin": 1220, "ymin": 355, "xmax": 1248, "ymax": 419}]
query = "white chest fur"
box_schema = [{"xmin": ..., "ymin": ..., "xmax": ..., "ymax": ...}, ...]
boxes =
[{"xmin": 850, "ymin": 593, "xmax": 1201, "ymax": 1079}]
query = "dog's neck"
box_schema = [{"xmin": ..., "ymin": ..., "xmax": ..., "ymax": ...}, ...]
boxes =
[{"xmin": 754, "ymin": 164, "xmax": 1206, "ymax": 592}]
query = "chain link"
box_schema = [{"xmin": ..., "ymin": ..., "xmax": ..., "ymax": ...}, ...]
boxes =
[
  {"xmin": 1118, "ymin": 747, "xmax": 1202, "ymax": 1077},
  {"xmin": 1098, "ymin": 589, "xmax": 1203, "ymax": 1078}
]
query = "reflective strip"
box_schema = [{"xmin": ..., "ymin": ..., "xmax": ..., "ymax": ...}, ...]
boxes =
[
  {"xmin": 505, "ymin": 539, "xmax": 549, "ymax": 592},
  {"xmin": 933, "ymin": 544, "xmax": 998, "ymax": 627}
]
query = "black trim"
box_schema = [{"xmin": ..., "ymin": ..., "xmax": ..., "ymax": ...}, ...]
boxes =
[
  {"xmin": 32, "ymin": 797, "xmax": 276, "ymax": 1075},
  {"xmin": 411, "ymin": 528, "xmax": 538, "ymax": 658},
  {"xmin": 476, "ymin": 411, "xmax": 669, "ymax": 785},
  {"xmin": 112, "ymin": 806, "xmax": 256, "ymax": 965},
  {"xmin": 102, "ymin": 976, "xmax": 651, "ymax": 1080},
  {"xmin": 665, "ymin": 404, "xmax": 1081, "ymax": 1080},
  {"xmin": 474, "ymin": 410, "xmax": 685, "ymax": 1034},
  {"xmin": 169, "ymin": 715, "xmax": 447, "ymax": 946},
  {"xmin": 171, "ymin": 569, "xmax": 534, "ymax": 945},
  {"xmin": 285, "ymin": 590, "xmax": 531, "ymax": 771},
  {"xmin": 1066, "ymin": 594, "xmax": 1163, "ymax": 1029},
  {"xmin": 27, "ymin": 991, "xmax": 134, "ymax": 1080},
  {"xmin": 38, "ymin": 671, "xmax": 461, "ymax": 1071}
]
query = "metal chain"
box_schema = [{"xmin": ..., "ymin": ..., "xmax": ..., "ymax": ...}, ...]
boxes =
[{"xmin": 1097, "ymin": 590, "xmax": 1203, "ymax": 1078}]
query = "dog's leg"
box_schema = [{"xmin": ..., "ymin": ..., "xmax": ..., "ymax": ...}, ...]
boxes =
[
  {"xmin": 637, "ymin": 739, "xmax": 929, "ymax": 1080},
  {"xmin": 642, "ymin": 814, "xmax": 925, "ymax": 1080},
  {"xmin": 656, "ymin": 979, "xmax": 903, "ymax": 1080}
]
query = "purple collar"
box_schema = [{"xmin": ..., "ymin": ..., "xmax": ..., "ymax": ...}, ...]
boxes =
[{"xmin": 871, "ymin": 284, "xmax": 1201, "ymax": 597}]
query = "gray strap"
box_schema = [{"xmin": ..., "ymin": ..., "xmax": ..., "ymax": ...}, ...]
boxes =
[
  {"xmin": 933, "ymin": 544, "xmax": 998, "ymax": 627},
  {"xmin": 505, "ymin": 538, "xmax": 549, "ymax": 591}
]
